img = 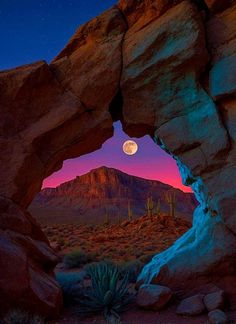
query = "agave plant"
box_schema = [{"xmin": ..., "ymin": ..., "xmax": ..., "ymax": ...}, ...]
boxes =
[{"xmin": 78, "ymin": 261, "xmax": 133, "ymax": 321}]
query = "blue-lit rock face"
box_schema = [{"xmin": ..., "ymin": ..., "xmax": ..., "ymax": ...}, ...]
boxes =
[
  {"xmin": 210, "ymin": 54, "xmax": 236, "ymax": 99},
  {"xmin": 1, "ymin": 0, "xmax": 236, "ymax": 316},
  {"xmin": 138, "ymin": 206, "xmax": 236, "ymax": 288},
  {"xmin": 120, "ymin": 0, "xmax": 236, "ymax": 298}
]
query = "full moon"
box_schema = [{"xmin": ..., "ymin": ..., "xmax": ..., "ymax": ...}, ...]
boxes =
[{"xmin": 123, "ymin": 140, "xmax": 138, "ymax": 155}]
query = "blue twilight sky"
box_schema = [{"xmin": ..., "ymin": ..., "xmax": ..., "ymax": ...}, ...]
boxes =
[
  {"xmin": 0, "ymin": 0, "xmax": 116, "ymax": 70},
  {"xmin": 0, "ymin": 0, "xmax": 190, "ymax": 192}
]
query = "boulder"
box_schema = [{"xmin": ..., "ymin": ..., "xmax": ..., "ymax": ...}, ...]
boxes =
[
  {"xmin": 0, "ymin": 227, "xmax": 62, "ymax": 317},
  {"xmin": 176, "ymin": 294, "xmax": 206, "ymax": 316},
  {"xmin": 137, "ymin": 284, "xmax": 173, "ymax": 310},
  {"xmin": 204, "ymin": 290, "xmax": 226, "ymax": 312},
  {"xmin": 137, "ymin": 206, "xmax": 236, "ymax": 299},
  {"xmin": 208, "ymin": 309, "xmax": 228, "ymax": 324}
]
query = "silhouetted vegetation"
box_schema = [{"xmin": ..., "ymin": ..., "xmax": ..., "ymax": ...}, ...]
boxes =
[
  {"xmin": 63, "ymin": 249, "xmax": 97, "ymax": 269},
  {"xmin": 127, "ymin": 200, "xmax": 132, "ymax": 221},
  {"xmin": 156, "ymin": 199, "xmax": 161, "ymax": 217},
  {"xmin": 77, "ymin": 261, "xmax": 134, "ymax": 321},
  {"xmin": 165, "ymin": 190, "xmax": 176, "ymax": 218},
  {"xmin": 145, "ymin": 196, "xmax": 154, "ymax": 220}
]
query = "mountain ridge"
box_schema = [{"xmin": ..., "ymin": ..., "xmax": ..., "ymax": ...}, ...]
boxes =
[
  {"xmin": 43, "ymin": 166, "xmax": 184, "ymax": 191},
  {"xmin": 29, "ymin": 166, "xmax": 197, "ymax": 225}
]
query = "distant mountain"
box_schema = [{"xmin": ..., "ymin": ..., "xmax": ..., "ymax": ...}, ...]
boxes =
[{"xmin": 29, "ymin": 166, "xmax": 198, "ymax": 225}]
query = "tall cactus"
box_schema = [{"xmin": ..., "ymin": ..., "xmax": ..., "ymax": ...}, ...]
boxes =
[
  {"xmin": 145, "ymin": 196, "xmax": 154, "ymax": 221},
  {"xmin": 128, "ymin": 200, "xmax": 132, "ymax": 221},
  {"xmin": 156, "ymin": 199, "xmax": 161, "ymax": 217},
  {"xmin": 165, "ymin": 190, "xmax": 176, "ymax": 218}
]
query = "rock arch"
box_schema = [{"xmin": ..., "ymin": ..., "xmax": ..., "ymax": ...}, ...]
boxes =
[{"xmin": 0, "ymin": 0, "xmax": 236, "ymax": 317}]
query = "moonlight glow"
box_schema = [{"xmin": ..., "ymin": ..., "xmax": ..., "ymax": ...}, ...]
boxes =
[{"xmin": 122, "ymin": 140, "xmax": 138, "ymax": 155}]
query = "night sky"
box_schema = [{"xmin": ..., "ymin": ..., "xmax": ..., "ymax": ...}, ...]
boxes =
[{"xmin": 0, "ymin": 0, "xmax": 190, "ymax": 192}]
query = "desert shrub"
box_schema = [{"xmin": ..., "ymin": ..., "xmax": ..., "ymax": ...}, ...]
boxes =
[
  {"xmin": 134, "ymin": 250, "xmax": 143, "ymax": 258},
  {"xmin": 120, "ymin": 259, "xmax": 144, "ymax": 283},
  {"xmin": 57, "ymin": 237, "xmax": 65, "ymax": 246},
  {"xmin": 63, "ymin": 241, "xmax": 72, "ymax": 248},
  {"xmin": 63, "ymin": 249, "xmax": 97, "ymax": 269},
  {"xmin": 56, "ymin": 271, "xmax": 85, "ymax": 306},
  {"xmin": 3, "ymin": 309, "xmax": 44, "ymax": 324},
  {"xmin": 94, "ymin": 234, "xmax": 107, "ymax": 243},
  {"xmin": 77, "ymin": 261, "xmax": 133, "ymax": 321}
]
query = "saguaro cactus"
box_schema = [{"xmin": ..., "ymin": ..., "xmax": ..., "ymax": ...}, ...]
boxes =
[
  {"xmin": 146, "ymin": 196, "xmax": 154, "ymax": 221},
  {"xmin": 156, "ymin": 199, "xmax": 161, "ymax": 217},
  {"xmin": 165, "ymin": 191, "xmax": 176, "ymax": 218},
  {"xmin": 128, "ymin": 200, "xmax": 132, "ymax": 221}
]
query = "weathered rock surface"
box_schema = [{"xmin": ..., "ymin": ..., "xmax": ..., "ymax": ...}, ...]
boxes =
[
  {"xmin": 1, "ymin": 0, "xmax": 236, "ymax": 318},
  {"xmin": 51, "ymin": 6, "xmax": 127, "ymax": 112},
  {"xmin": 30, "ymin": 166, "xmax": 197, "ymax": 224},
  {"xmin": 204, "ymin": 290, "xmax": 226, "ymax": 312},
  {"xmin": 206, "ymin": 0, "xmax": 235, "ymax": 13},
  {"xmin": 176, "ymin": 294, "xmax": 206, "ymax": 316},
  {"xmin": 207, "ymin": 3, "xmax": 236, "ymax": 99},
  {"xmin": 121, "ymin": 1, "xmax": 209, "ymax": 137},
  {"xmin": 137, "ymin": 284, "xmax": 173, "ymax": 310},
  {"xmin": 0, "ymin": 197, "xmax": 62, "ymax": 317},
  {"xmin": 208, "ymin": 309, "xmax": 229, "ymax": 324},
  {"xmin": 209, "ymin": 54, "xmax": 236, "ymax": 99}
]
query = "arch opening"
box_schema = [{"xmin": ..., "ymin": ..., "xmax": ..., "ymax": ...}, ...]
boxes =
[{"xmin": 28, "ymin": 121, "xmax": 196, "ymax": 265}]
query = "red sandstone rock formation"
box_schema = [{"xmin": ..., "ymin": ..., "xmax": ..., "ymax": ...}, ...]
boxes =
[
  {"xmin": 1, "ymin": 0, "xmax": 236, "ymax": 318},
  {"xmin": 29, "ymin": 166, "xmax": 197, "ymax": 224}
]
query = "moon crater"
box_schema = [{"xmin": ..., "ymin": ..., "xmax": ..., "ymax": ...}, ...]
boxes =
[{"xmin": 123, "ymin": 140, "xmax": 138, "ymax": 155}]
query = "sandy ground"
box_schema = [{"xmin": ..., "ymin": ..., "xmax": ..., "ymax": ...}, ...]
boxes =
[{"xmin": 56, "ymin": 303, "xmax": 210, "ymax": 324}]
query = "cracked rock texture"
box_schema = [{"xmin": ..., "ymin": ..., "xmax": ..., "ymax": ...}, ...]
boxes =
[{"xmin": 0, "ymin": 0, "xmax": 236, "ymax": 317}]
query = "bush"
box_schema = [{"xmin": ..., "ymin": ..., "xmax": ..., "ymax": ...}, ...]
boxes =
[
  {"xmin": 63, "ymin": 249, "xmax": 97, "ymax": 269},
  {"xmin": 3, "ymin": 309, "xmax": 44, "ymax": 324},
  {"xmin": 120, "ymin": 259, "xmax": 144, "ymax": 283},
  {"xmin": 56, "ymin": 271, "xmax": 85, "ymax": 306},
  {"xmin": 77, "ymin": 261, "xmax": 134, "ymax": 321}
]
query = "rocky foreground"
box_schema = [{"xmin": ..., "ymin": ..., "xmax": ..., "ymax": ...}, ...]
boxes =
[{"xmin": 49, "ymin": 214, "xmax": 235, "ymax": 323}]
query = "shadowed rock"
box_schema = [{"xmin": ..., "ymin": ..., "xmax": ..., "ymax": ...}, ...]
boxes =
[
  {"xmin": 208, "ymin": 309, "xmax": 229, "ymax": 324},
  {"xmin": 137, "ymin": 284, "xmax": 173, "ymax": 310},
  {"xmin": 176, "ymin": 294, "xmax": 206, "ymax": 316}
]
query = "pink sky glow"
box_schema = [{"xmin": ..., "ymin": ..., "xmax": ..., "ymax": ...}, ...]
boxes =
[{"xmin": 43, "ymin": 122, "xmax": 192, "ymax": 193}]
